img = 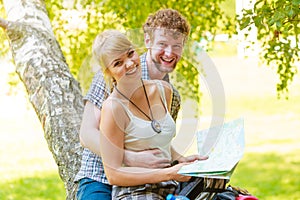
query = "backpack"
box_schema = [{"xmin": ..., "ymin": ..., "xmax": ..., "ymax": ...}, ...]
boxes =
[
  {"xmin": 176, "ymin": 178, "xmax": 258, "ymax": 200},
  {"xmin": 177, "ymin": 177, "xmax": 227, "ymax": 200}
]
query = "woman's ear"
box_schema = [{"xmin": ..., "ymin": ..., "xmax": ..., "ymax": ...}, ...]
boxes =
[{"xmin": 144, "ymin": 33, "xmax": 151, "ymax": 49}]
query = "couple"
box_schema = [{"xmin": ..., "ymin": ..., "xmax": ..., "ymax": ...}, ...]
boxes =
[{"xmin": 75, "ymin": 9, "xmax": 218, "ymax": 200}]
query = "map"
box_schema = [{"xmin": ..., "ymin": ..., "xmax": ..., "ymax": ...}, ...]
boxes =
[{"xmin": 178, "ymin": 118, "xmax": 245, "ymax": 179}]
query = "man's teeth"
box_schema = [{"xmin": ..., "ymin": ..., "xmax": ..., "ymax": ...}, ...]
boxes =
[{"xmin": 162, "ymin": 57, "xmax": 173, "ymax": 62}]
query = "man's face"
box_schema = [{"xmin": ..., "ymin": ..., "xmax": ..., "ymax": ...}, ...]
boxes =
[{"xmin": 147, "ymin": 29, "xmax": 185, "ymax": 73}]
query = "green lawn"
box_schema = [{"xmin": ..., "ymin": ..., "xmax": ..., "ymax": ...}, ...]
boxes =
[
  {"xmin": 0, "ymin": 172, "xmax": 65, "ymax": 200},
  {"xmin": 231, "ymin": 152, "xmax": 300, "ymax": 200},
  {"xmin": 0, "ymin": 92, "xmax": 65, "ymax": 199}
]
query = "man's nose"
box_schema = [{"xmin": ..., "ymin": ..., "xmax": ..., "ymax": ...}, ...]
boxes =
[{"xmin": 164, "ymin": 45, "xmax": 173, "ymax": 56}]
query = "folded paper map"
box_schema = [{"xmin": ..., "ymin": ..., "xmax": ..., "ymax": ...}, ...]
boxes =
[{"xmin": 178, "ymin": 118, "xmax": 245, "ymax": 179}]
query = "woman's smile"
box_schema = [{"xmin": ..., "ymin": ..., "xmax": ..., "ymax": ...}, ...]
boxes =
[{"xmin": 125, "ymin": 65, "xmax": 139, "ymax": 75}]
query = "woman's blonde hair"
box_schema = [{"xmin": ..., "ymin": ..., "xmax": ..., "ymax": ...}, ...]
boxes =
[{"xmin": 92, "ymin": 30, "xmax": 132, "ymax": 86}]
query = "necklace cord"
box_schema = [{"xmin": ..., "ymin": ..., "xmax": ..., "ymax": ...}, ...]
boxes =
[
  {"xmin": 141, "ymin": 79, "xmax": 155, "ymax": 120},
  {"xmin": 114, "ymin": 79, "xmax": 153, "ymax": 121}
]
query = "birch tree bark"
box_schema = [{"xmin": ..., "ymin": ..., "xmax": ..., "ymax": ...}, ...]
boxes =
[{"xmin": 1, "ymin": 0, "xmax": 83, "ymax": 199}]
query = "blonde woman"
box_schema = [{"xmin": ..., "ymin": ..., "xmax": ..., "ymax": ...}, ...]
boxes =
[{"xmin": 94, "ymin": 30, "xmax": 205, "ymax": 199}]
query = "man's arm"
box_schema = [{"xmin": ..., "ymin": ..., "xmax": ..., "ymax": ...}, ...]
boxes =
[
  {"xmin": 79, "ymin": 101, "xmax": 102, "ymax": 155},
  {"xmin": 124, "ymin": 149, "xmax": 171, "ymax": 168}
]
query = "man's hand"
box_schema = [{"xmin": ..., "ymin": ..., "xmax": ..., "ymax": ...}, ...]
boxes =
[{"xmin": 124, "ymin": 149, "xmax": 171, "ymax": 168}]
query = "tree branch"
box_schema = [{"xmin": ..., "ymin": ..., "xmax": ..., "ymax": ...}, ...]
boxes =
[{"xmin": 0, "ymin": 17, "xmax": 9, "ymax": 29}]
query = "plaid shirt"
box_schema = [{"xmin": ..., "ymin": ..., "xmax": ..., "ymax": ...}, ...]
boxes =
[{"xmin": 75, "ymin": 53, "xmax": 181, "ymax": 184}]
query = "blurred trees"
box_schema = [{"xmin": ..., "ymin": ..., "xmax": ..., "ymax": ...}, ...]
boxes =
[
  {"xmin": 238, "ymin": 0, "xmax": 300, "ymax": 98},
  {"xmin": 1, "ymin": 1, "xmax": 299, "ymax": 97},
  {"xmin": 43, "ymin": 0, "xmax": 235, "ymax": 102}
]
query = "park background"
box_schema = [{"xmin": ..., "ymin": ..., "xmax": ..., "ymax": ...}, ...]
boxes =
[{"xmin": 1, "ymin": 0, "xmax": 300, "ymax": 199}]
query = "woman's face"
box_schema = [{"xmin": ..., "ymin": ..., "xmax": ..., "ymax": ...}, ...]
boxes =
[{"xmin": 107, "ymin": 48, "xmax": 141, "ymax": 83}]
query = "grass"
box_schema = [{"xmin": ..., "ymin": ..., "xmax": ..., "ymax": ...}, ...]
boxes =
[
  {"xmin": 0, "ymin": 90, "xmax": 65, "ymax": 199},
  {"xmin": 1, "ymin": 52, "xmax": 300, "ymax": 199},
  {"xmin": 231, "ymin": 152, "xmax": 300, "ymax": 200},
  {"xmin": 0, "ymin": 172, "xmax": 65, "ymax": 200}
]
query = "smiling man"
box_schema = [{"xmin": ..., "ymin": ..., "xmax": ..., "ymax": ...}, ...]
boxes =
[{"xmin": 145, "ymin": 28, "xmax": 185, "ymax": 77}]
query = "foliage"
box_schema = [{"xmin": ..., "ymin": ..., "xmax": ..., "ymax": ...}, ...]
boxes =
[
  {"xmin": 45, "ymin": 1, "xmax": 125, "ymax": 94},
  {"xmin": 238, "ymin": 0, "xmax": 300, "ymax": 98},
  {"xmin": 0, "ymin": 0, "xmax": 235, "ymax": 101},
  {"xmin": 0, "ymin": 1, "xmax": 10, "ymax": 56},
  {"xmin": 43, "ymin": 0, "xmax": 235, "ymax": 102},
  {"xmin": 99, "ymin": 0, "xmax": 235, "ymax": 102}
]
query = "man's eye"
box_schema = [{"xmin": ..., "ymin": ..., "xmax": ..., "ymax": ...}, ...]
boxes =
[{"xmin": 173, "ymin": 45, "xmax": 182, "ymax": 49}]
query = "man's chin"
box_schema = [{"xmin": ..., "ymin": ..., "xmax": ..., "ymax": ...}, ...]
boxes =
[{"xmin": 160, "ymin": 65, "xmax": 176, "ymax": 73}]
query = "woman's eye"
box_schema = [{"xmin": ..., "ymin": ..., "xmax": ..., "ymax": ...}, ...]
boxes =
[
  {"xmin": 128, "ymin": 50, "xmax": 134, "ymax": 57},
  {"xmin": 113, "ymin": 61, "xmax": 122, "ymax": 67}
]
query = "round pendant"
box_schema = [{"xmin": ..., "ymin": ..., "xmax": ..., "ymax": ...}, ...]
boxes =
[{"xmin": 151, "ymin": 120, "xmax": 161, "ymax": 133}]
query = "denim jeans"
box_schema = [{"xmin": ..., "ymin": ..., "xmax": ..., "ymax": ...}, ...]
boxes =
[{"xmin": 76, "ymin": 178, "xmax": 112, "ymax": 200}]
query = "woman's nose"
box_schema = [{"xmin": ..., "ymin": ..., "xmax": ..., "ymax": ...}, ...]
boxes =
[{"xmin": 125, "ymin": 59, "xmax": 134, "ymax": 68}]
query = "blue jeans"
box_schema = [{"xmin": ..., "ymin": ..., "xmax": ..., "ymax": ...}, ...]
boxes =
[{"xmin": 76, "ymin": 178, "xmax": 112, "ymax": 200}]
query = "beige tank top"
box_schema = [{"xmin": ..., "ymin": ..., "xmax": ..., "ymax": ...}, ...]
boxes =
[{"xmin": 113, "ymin": 81, "xmax": 176, "ymax": 162}]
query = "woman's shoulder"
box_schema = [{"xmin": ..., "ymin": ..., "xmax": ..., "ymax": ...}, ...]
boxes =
[{"xmin": 102, "ymin": 95, "xmax": 124, "ymax": 113}]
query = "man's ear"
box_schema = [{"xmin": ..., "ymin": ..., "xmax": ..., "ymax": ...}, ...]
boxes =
[{"xmin": 144, "ymin": 33, "xmax": 151, "ymax": 49}]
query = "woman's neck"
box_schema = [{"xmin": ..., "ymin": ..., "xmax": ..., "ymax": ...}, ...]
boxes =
[{"xmin": 114, "ymin": 79, "xmax": 143, "ymax": 98}]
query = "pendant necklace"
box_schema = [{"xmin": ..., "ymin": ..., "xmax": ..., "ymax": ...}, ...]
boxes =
[{"xmin": 114, "ymin": 79, "xmax": 162, "ymax": 133}]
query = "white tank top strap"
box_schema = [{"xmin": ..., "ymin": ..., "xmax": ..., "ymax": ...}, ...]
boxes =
[{"xmin": 110, "ymin": 97, "xmax": 134, "ymax": 119}]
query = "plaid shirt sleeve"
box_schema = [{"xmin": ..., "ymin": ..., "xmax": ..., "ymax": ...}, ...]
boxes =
[
  {"xmin": 84, "ymin": 70, "xmax": 110, "ymax": 109},
  {"xmin": 162, "ymin": 73, "xmax": 181, "ymax": 122},
  {"xmin": 170, "ymin": 85, "xmax": 181, "ymax": 121}
]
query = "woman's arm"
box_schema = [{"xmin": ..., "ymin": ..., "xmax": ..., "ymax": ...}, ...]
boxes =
[{"xmin": 100, "ymin": 100, "xmax": 191, "ymax": 186}]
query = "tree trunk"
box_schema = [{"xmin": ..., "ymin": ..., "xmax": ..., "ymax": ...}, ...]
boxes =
[{"xmin": 1, "ymin": 0, "xmax": 83, "ymax": 199}]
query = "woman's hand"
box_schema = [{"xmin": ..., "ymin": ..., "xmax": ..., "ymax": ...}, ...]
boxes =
[
  {"xmin": 177, "ymin": 154, "xmax": 208, "ymax": 163},
  {"xmin": 167, "ymin": 155, "xmax": 208, "ymax": 182},
  {"xmin": 166, "ymin": 163, "xmax": 192, "ymax": 182}
]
